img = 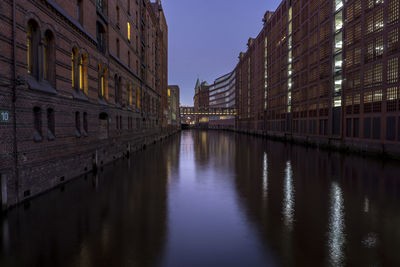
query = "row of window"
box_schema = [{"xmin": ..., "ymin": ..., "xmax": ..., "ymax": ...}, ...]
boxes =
[
  {"xmin": 33, "ymin": 107, "xmax": 88, "ymax": 141},
  {"xmin": 32, "ymin": 107, "xmax": 158, "ymax": 142},
  {"xmin": 27, "ymin": 20, "xmax": 55, "ymax": 85}
]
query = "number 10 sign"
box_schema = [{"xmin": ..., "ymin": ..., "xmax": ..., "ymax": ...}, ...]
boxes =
[{"xmin": 0, "ymin": 110, "xmax": 10, "ymax": 123}]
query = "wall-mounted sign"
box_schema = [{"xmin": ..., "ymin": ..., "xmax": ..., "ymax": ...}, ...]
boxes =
[{"xmin": 0, "ymin": 110, "xmax": 9, "ymax": 123}]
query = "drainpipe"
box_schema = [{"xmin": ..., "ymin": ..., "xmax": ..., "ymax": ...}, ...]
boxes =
[{"xmin": 12, "ymin": 0, "xmax": 19, "ymax": 204}]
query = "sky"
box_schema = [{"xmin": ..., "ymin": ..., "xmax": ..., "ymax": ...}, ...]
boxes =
[{"xmin": 162, "ymin": 0, "xmax": 281, "ymax": 106}]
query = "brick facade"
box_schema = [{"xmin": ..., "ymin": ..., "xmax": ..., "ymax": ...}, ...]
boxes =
[
  {"xmin": 234, "ymin": 0, "xmax": 400, "ymax": 156},
  {"xmin": 0, "ymin": 0, "xmax": 169, "ymax": 208}
]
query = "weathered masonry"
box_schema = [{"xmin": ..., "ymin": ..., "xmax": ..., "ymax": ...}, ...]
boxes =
[{"xmin": 0, "ymin": 0, "xmax": 172, "ymax": 208}]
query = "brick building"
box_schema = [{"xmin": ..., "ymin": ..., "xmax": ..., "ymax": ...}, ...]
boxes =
[
  {"xmin": 0, "ymin": 0, "xmax": 169, "ymax": 208},
  {"xmin": 167, "ymin": 85, "xmax": 180, "ymax": 127},
  {"xmin": 235, "ymin": 0, "xmax": 400, "ymax": 156}
]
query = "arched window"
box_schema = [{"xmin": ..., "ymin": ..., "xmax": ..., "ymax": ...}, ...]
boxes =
[
  {"xmin": 103, "ymin": 67, "xmax": 108, "ymax": 100},
  {"xmin": 127, "ymin": 22, "xmax": 131, "ymax": 41},
  {"xmin": 98, "ymin": 64, "xmax": 104, "ymax": 97},
  {"xmin": 27, "ymin": 20, "xmax": 40, "ymax": 78},
  {"xmin": 114, "ymin": 75, "xmax": 120, "ymax": 104},
  {"xmin": 128, "ymin": 83, "xmax": 133, "ymax": 106},
  {"xmin": 71, "ymin": 47, "xmax": 79, "ymax": 89},
  {"xmin": 43, "ymin": 30, "xmax": 55, "ymax": 85},
  {"xmin": 79, "ymin": 53, "xmax": 88, "ymax": 95},
  {"xmin": 136, "ymin": 87, "xmax": 141, "ymax": 109}
]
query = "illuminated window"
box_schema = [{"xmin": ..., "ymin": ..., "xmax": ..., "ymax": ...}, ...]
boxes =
[
  {"xmin": 127, "ymin": 22, "xmax": 131, "ymax": 40},
  {"xmin": 388, "ymin": 28, "xmax": 399, "ymax": 54},
  {"xmin": 136, "ymin": 87, "xmax": 141, "ymax": 109},
  {"xmin": 335, "ymin": 0, "xmax": 343, "ymax": 11},
  {"xmin": 79, "ymin": 54, "xmax": 88, "ymax": 95},
  {"xmin": 388, "ymin": 57, "xmax": 399, "ymax": 83},
  {"xmin": 334, "ymin": 11, "xmax": 343, "ymax": 31},
  {"xmin": 388, "ymin": 0, "xmax": 399, "ymax": 25},
  {"xmin": 128, "ymin": 83, "xmax": 133, "ymax": 106},
  {"xmin": 387, "ymin": 87, "xmax": 399, "ymax": 100},
  {"xmin": 364, "ymin": 91, "xmax": 373, "ymax": 103}
]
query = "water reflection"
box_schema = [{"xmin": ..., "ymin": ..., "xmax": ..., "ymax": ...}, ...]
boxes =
[
  {"xmin": 263, "ymin": 152, "xmax": 268, "ymax": 200},
  {"xmin": 283, "ymin": 161, "xmax": 294, "ymax": 230},
  {"xmin": 328, "ymin": 182, "xmax": 345, "ymax": 267},
  {"xmin": 0, "ymin": 131, "xmax": 400, "ymax": 266}
]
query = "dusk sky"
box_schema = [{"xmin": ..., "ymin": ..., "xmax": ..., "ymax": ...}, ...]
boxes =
[{"xmin": 163, "ymin": 0, "xmax": 281, "ymax": 106}]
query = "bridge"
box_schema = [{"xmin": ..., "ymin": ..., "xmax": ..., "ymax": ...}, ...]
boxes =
[
  {"xmin": 180, "ymin": 107, "xmax": 236, "ymax": 127},
  {"xmin": 180, "ymin": 107, "xmax": 236, "ymax": 116}
]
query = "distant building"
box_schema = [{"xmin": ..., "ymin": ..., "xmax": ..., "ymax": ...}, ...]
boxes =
[
  {"xmin": 208, "ymin": 72, "xmax": 236, "ymax": 129},
  {"xmin": 167, "ymin": 85, "xmax": 181, "ymax": 127},
  {"xmin": 193, "ymin": 79, "xmax": 210, "ymax": 109}
]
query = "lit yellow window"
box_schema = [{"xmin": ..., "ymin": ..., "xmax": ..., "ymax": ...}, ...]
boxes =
[
  {"xmin": 168, "ymin": 89, "xmax": 171, "ymax": 96},
  {"xmin": 79, "ymin": 56, "xmax": 83, "ymax": 90},
  {"xmin": 127, "ymin": 22, "xmax": 131, "ymax": 41}
]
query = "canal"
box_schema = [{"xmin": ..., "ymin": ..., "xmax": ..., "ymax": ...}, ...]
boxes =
[{"xmin": 0, "ymin": 130, "xmax": 400, "ymax": 266}]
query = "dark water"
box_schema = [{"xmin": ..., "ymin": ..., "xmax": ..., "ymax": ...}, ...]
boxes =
[{"xmin": 1, "ymin": 130, "xmax": 400, "ymax": 267}]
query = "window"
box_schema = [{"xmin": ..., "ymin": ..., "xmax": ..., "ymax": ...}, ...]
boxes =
[
  {"xmin": 103, "ymin": 67, "xmax": 108, "ymax": 99},
  {"xmin": 33, "ymin": 107, "xmax": 42, "ymax": 141},
  {"xmin": 114, "ymin": 75, "xmax": 122, "ymax": 104},
  {"xmin": 388, "ymin": 28, "xmax": 399, "ymax": 54},
  {"xmin": 77, "ymin": 0, "xmax": 83, "ymax": 24},
  {"xmin": 99, "ymin": 64, "xmax": 105, "ymax": 98},
  {"xmin": 136, "ymin": 87, "xmax": 141, "ymax": 109},
  {"xmin": 83, "ymin": 112, "xmax": 88, "ymax": 135},
  {"xmin": 116, "ymin": 6, "xmax": 120, "ymax": 26},
  {"xmin": 71, "ymin": 47, "xmax": 79, "ymax": 89},
  {"xmin": 75, "ymin": 111, "xmax": 81, "ymax": 137},
  {"xmin": 47, "ymin": 108, "xmax": 55, "ymax": 139},
  {"xmin": 79, "ymin": 53, "xmax": 88, "ymax": 95},
  {"xmin": 27, "ymin": 20, "xmax": 39, "ymax": 78},
  {"xmin": 127, "ymin": 22, "xmax": 131, "ymax": 41},
  {"xmin": 388, "ymin": 57, "xmax": 399, "ymax": 84},
  {"xmin": 388, "ymin": 0, "xmax": 399, "ymax": 25},
  {"xmin": 116, "ymin": 38, "xmax": 120, "ymax": 58},
  {"xmin": 128, "ymin": 51, "xmax": 131, "ymax": 68},
  {"xmin": 43, "ymin": 30, "xmax": 55, "ymax": 85},
  {"xmin": 96, "ymin": 0, "xmax": 105, "ymax": 14},
  {"xmin": 128, "ymin": 83, "xmax": 133, "ymax": 106},
  {"xmin": 96, "ymin": 22, "xmax": 106, "ymax": 54}
]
